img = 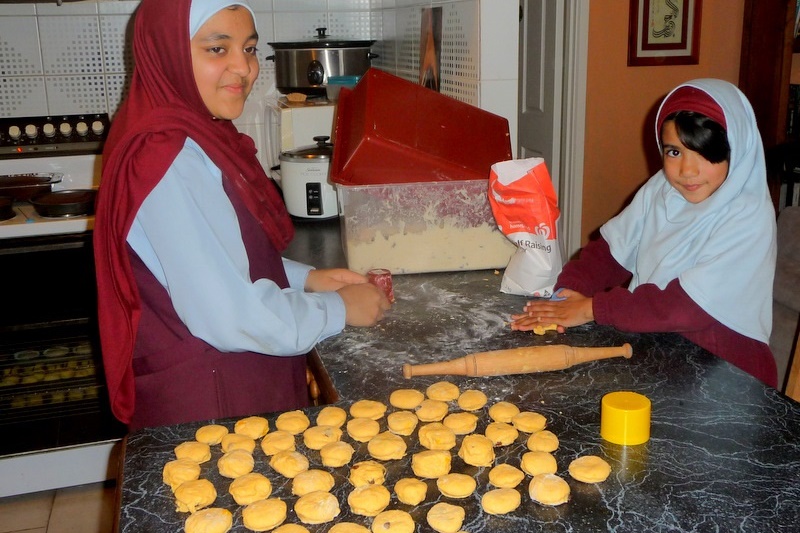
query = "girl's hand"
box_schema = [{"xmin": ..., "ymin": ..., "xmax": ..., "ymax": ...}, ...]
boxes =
[
  {"xmin": 509, "ymin": 288, "xmax": 594, "ymax": 330},
  {"xmin": 305, "ymin": 268, "xmax": 368, "ymax": 292},
  {"xmin": 337, "ymin": 283, "xmax": 391, "ymax": 326}
]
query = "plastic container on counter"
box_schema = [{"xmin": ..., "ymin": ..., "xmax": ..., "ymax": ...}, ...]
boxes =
[
  {"xmin": 330, "ymin": 69, "xmax": 515, "ymax": 274},
  {"xmin": 325, "ymin": 75, "xmax": 361, "ymax": 101}
]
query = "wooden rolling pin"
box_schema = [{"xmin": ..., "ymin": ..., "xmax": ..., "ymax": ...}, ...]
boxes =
[{"xmin": 402, "ymin": 343, "xmax": 632, "ymax": 378}]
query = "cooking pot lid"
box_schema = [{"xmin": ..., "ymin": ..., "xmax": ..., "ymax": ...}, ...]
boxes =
[
  {"xmin": 280, "ymin": 136, "xmax": 333, "ymax": 161},
  {"xmin": 268, "ymin": 27, "xmax": 374, "ymax": 50}
]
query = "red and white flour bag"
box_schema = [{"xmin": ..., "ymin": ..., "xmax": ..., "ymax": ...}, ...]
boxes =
[{"xmin": 488, "ymin": 157, "xmax": 562, "ymax": 296}]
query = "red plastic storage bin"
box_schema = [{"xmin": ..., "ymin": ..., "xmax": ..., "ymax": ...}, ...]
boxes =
[{"xmin": 330, "ymin": 69, "xmax": 516, "ymax": 274}]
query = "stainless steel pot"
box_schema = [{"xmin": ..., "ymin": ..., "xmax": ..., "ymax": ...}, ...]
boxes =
[{"xmin": 267, "ymin": 28, "xmax": 376, "ymax": 96}]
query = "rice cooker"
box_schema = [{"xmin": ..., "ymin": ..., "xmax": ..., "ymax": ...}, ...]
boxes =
[{"xmin": 279, "ymin": 136, "xmax": 339, "ymax": 219}]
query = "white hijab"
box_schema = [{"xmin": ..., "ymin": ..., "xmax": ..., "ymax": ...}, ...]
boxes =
[
  {"xmin": 600, "ymin": 79, "xmax": 776, "ymax": 343},
  {"xmin": 189, "ymin": 0, "xmax": 254, "ymax": 38}
]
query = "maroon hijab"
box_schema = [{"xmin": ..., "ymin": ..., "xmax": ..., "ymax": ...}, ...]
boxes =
[{"xmin": 94, "ymin": 0, "xmax": 293, "ymax": 424}]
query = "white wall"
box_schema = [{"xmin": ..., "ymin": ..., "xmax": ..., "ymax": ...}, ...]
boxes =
[{"xmin": 0, "ymin": 0, "xmax": 519, "ymax": 149}]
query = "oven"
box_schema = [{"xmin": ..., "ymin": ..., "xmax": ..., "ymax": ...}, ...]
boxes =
[{"xmin": 0, "ymin": 114, "xmax": 126, "ymax": 498}]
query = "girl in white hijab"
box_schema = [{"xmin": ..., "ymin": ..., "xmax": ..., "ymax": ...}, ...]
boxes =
[{"xmin": 511, "ymin": 79, "xmax": 778, "ymax": 387}]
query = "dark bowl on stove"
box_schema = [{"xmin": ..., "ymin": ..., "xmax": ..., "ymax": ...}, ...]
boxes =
[
  {"xmin": 0, "ymin": 196, "xmax": 14, "ymax": 221},
  {"xmin": 0, "ymin": 173, "xmax": 63, "ymax": 201},
  {"xmin": 29, "ymin": 189, "xmax": 97, "ymax": 218}
]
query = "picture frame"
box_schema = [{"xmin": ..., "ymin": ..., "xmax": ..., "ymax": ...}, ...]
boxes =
[{"xmin": 628, "ymin": 0, "xmax": 702, "ymax": 66}]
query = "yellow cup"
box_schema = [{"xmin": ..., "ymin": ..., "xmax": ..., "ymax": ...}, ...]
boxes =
[{"xmin": 600, "ymin": 391, "xmax": 651, "ymax": 445}]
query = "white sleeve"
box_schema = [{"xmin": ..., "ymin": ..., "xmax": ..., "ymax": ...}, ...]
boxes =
[{"xmin": 126, "ymin": 138, "xmax": 345, "ymax": 356}]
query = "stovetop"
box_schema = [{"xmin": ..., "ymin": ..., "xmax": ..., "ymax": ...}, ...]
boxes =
[{"xmin": 0, "ymin": 114, "xmax": 104, "ymax": 239}]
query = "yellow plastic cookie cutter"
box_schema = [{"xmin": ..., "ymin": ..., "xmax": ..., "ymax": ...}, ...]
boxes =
[{"xmin": 600, "ymin": 391, "xmax": 651, "ymax": 445}]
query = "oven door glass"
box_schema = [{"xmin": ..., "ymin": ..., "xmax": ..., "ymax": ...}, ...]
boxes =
[{"xmin": 0, "ymin": 232, "xmax": 126, "ymax": 456}]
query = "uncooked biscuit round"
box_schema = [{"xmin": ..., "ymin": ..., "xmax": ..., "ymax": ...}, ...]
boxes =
[
  {"xmin": 260, "ymin": 430, "xmax": 295, "ymax": 456},
  {"xmin": 528, "ymin": 473, "xmax": 570, "ymax": 506},
  {"xmin": 228, "ymin": 472, "xmax": 272, "ymax": 505},
  {"xmin": 481, "ymin": 488, "xmax": 521, "ymax": 515},
  {"xmin": 218, "ymin": 449, "xmax": 254, "ymax": 479},
  {"xmin": 174, "ymin": 441, "xmax": 211, "ymax": 463},
  {"xmin": 292, "ymin": 468, "xmax": 335, "ymax": 496},
  {"xmin": 349, "ymin": 460, "xmax": 387, "ymax": 487},
  {"xmin": 174, "ymin": 478, "xmax": 217, "ymax": 513},
  {"xmin": 294, "ymin": 490, "xmax": 341, "ymax": 524},
  {"xmin": 316, "ymin": 405, "xmax": 347, "ymax": 428},
  {"xmin": 415, "ymin": 399, "xmax": 449, "ymax": 422},
  {"xmin": 568, "ymin": 455, "xmax": 611, "ymax": 483},
  {"xmin": 527, "ymin": 430, "xmax": 559, "ymax": 452},
  {"xmin": 488, "ymin": 401, "xmax": 520, "ymax": 423},
  {"xmin": 426, "ymin": 381, "xmax": 460, "ymax": 401},
  {"xmin": 242, "ymin": 497, "xmax": 287, "ymax": 531},
  {"xmin": 303, "ymin": 425, "xmax": 342, "ymax": 450},
  {"xmin": 442, "ymin": 411, "xmax": 478, "ymax": 435},
  {"xmin": 511, "ymin": 411, "xmax": 547, "ymax": 433},
  {"xmin": 349, "ymin": 399, "xmax": 387, "ymax": 420},
  {"xmin": 347, "ymin": 484, "xmax": 391, "ymax": 516},
  {"xmin": 411, "ymin": 450, "xmax": 452, "ymax": 479},
  {"xmin": 426, "ymin": 502, "xmax": 465, "ymax": 533},
  {"xmin": 394, "ymin": 477, "xmax": 427, "ymax": 505},
  {"xmin": 234, "ymin": 415, "xmax": 269, "ymax": 439},
  {"xmin": 387, "ymin": 411, "xmax": 418, "ymax": 436},
  {"xmin": 221, "ymin": 433, "xmax": 256, "ymax": 453},
  {"xmin": 269, "ymin": 450, "xmax": 309, "ymax": 479},
  {"xmin": 273, "ymin": 525, "xmax": 310, "ymax": 533},
  {"xmin": 184, "ymin": 507, "xmax": 232, "ymax": 533},
  {"xmin": 371, "ymin": 510, "xmax": 415, "ymax": 533},
  {"xmin": 389, "ymin": 388, "xmax": 425, "ymax": 410},
  {"xmin": 163, "ymin": 458, "xmax": 201, "ymax": 491},
  {"xmin": 195, "ymin": 424, "xmax": 229, "ymax": 446},
  {"xmin": 457, "ymin": 434, "xmax": 495, "ymax": 467},
  {"xmin": 436, "ymin": 473, "xmax": 477, "ymax": 498},
  {"xmin": 485, "ymin": 422, "xmax": 519, "ymax": 447},
  {"xmin": 320, "ymin": 441, "xmax": 356, "ymax": 468},
  {"xmin": 347, "ymin": 417, "xmax": 381, "ymax": 443},
  {"xmin": 329, "ymin": 523, "xmax": 370, "ymax": 533},
  {"xmin": 520, "ymin": 451, "xmax": 558, "ymax": 476},
  {"xmin": 367, "ymin": 431, "xmax": 407, "ymax": 461},
  {"xmin": 275, "ymin": 410, "xmax": 310, "ymax": 435},
  {"xmin": 418, "ymin": 423, "xmax": 456, "ymax": 451},
  {"xmin": 457, "ymin": 389, "xmax": 488, "ymax": 411},
  {"xmin": 488, "ymin": 463, "xmax": 525, "ymax": 488}
]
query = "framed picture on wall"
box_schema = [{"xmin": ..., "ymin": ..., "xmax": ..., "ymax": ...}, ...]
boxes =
[{"xmin": 628, "ymin": 0, "xmax": 702, "ymax": 66}]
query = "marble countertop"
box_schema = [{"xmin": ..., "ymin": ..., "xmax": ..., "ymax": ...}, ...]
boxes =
[{"xmin": 117, "ymin": 220, "xmax": 800, "ymax": 532}]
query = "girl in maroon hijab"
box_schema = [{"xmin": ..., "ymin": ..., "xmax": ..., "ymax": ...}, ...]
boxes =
[{"xmin": 94, "ymin": 0, "xmax": 389, "ymax": 430}]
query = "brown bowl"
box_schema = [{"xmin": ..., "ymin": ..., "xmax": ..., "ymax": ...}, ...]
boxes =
[
  {"xmin": 29, "ymin": 189, "xmax": 96, "ymax": 218},
  {"xmin": 0, "ymin": 173, "xmax": 63, "ymax": 201}
]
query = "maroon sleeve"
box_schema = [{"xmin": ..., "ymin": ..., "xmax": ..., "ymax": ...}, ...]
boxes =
[
  {"xmin": 555, "ymin": 237, "xmax": 632, "ymax": 296},
  {"xmin": 592, "ymin": 278, "xmax": 717, "ymax": 333}
]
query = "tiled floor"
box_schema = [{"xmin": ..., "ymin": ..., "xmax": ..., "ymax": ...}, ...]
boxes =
[{"xmin": 0, "ymin": 481, "xmax": 116, "ymax": 533}]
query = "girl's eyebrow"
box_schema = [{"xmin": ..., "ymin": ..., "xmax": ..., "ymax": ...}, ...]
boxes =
[{"xmin": 199, "ymin": 31, "xmax": 259, "ymax": 43}]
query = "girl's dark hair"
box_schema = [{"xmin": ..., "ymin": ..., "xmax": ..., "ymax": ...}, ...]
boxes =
[{"xmin": 662, "ymin": 111, "xmax": 731, "ymax": 164}]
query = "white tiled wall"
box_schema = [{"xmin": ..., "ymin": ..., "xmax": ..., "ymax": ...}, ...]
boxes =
[{"xmin": 0, "ymin": 0, "xmax": 518, "ymax": 147}]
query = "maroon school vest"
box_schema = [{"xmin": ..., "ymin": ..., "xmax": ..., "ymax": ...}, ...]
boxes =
[{"xmin": 127, "ymin": 177, "xmax": 309, "ymax": 430}]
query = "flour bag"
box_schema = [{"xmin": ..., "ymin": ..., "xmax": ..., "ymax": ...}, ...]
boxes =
[{"xmin": 488, "ymin": 157, "xmax": 562, "ymax": 296}]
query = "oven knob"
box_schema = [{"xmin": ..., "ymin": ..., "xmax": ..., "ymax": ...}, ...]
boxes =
[
  {"xmin": 43, "ymin": 123, "xmax": 56, "ymax": 138},
  {"xmin": 8, "ymin": 125, "xmax": 21, "ymax": 140},
  {"xmin": 59, "ymin": 122, "xmax": 73, "ymax": 137},
  {"xmin": 76, "ymin": 121, "xmax": 89, "ymax": 136},
  {"xmin": 25, "ymin": 124, "xmax": 38, "ymax": 139},
  {"xmin": 91, "ymin": 120, "xmax": 105, "ymax": 136}
]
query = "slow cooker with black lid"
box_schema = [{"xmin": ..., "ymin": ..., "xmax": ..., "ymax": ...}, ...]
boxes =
[{"xmin": 266, "ymin": 27, "xmax": 377, "ymax": 95}]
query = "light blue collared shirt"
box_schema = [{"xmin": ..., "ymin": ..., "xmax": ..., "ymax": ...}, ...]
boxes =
[{"xmin": 127, "ymin": 138, "xmax": 345, "ymax": 356}]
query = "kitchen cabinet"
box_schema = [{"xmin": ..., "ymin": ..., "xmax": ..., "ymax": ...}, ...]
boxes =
[{"xmin": 739, "ymin": 0, "xmax": 799, "ymax": 210}]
